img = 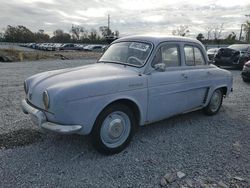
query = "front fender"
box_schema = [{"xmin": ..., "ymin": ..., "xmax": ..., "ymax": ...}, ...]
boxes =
[{"xmin": 62, "ymin": 87, "xmax": 148, "ymax": 135}]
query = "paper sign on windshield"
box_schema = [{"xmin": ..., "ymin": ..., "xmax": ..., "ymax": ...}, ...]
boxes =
[{"xmin": 129, "ymin": 42, "xmax": 150, "ymax": 52}]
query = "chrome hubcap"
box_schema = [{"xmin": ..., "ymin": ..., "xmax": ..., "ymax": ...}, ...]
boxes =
[
  {"xmin": 210, "ymin": 90, "xmax": 222, "ymax": 112},
  {"xmin": 108, "ymin": 119, "xmax": 123, "ymax": 139},
  {"xmin": 100, "ymin": 111, "xmax": 131, "ymax": 148}
]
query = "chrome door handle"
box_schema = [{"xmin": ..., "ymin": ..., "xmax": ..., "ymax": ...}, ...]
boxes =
[
  {"xmin": 182, "ymin": 73, "xmax": 188, "ymax": 79},
  {"xmin": 207, "ymin": 71, "xmax": 212, "ymax": 75}
]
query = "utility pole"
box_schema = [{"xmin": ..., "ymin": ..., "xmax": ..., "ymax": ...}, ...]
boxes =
[
  {"xmin": 108, "ymin": 14, "xmax": 110, "ymax": 34},
  {"xmin": 239, "ymin": 24, "xmax": 244, "ymax": 41}
]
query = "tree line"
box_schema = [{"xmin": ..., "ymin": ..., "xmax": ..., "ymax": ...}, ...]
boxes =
[
  {"xmin": 1, "ymin": 20, "xmax": 250, "ymax": 44},
  {"xmin": 0, "ymin": 25, "xmax": 119, "ymax": 44}
]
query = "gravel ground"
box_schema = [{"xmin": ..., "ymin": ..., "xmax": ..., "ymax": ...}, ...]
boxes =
[{"xmin": 0, "ymin": 60, "xmax": 250, "ymax": 188}]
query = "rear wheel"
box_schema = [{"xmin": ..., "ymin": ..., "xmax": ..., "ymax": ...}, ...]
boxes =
[
  {"xmin": 91, "ymin": 104, "xmax": 135, "ymax": 154},
  {"xmin": 203, "ymin": 89, "xmax": 223, "ymax": 115}
]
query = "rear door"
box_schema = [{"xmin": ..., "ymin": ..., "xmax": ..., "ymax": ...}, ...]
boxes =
[{"xmin": 182, "ymin": 44, "xmax": 211, "ymax": 110}]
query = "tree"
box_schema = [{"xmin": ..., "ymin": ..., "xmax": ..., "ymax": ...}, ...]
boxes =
[
  {"xmin": 196, "ymin": 33, "xmax": 204, "ymax": 42},
  {"xmin": 70, "ymin": 25, "xmax": 86, "ymax": 41},
  {"xmin": 34, "ymin": 29, "xmax": 50, "ymax": 43},
  {"xmin": 213, "ymin": 24, "xmax": 224, "ymax": 40},
  {"xmin": 4, "ymin": 25, "xmax": 35, "ymax": 43},
  {"xmin": 172, "ymin": 25, "xmax": 189, "ymax": 36},
  {"xmin": 88, "ymin": 29, "xmax": 100, "ymax": 42},
  {"xmin": 50, "ymin": 29, "xmax": 71, "ymax": 43},
  {"xmin": 243, "ymin": 20, "xmax": 250, "ymax": 42},
  {"xmin": 205, "ymin": 27, "xmax": 212, "ymax": 40},
  {"xmin": 99, "ymin": 26, "xmax": 112, "ymax": 38},
  {"xmin": 0, "ymin": 31, "xmax": 3, "ymax": 42}
]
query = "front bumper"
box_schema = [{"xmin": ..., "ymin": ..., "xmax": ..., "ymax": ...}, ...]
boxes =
[{"xmin": 21, "ymin": 99, "xmax": 83, "ymax": 134}]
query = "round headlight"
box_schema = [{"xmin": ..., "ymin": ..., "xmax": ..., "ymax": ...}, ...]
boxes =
[
  {"xmin": 43, "ymin": 91, "xmax": 50, "ymax": 110},
  {"xmin": 24, "ymin": 81, "xmax": 28, "ymax": 94}
]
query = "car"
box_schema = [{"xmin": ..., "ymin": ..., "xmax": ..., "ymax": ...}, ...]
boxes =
[
  {"xmin": 242, "ymin": 60, "xmax": 250, "ymax": 82},
  {"xmin": 213, "ymin": 44, "xmax": 250, "ymax": 69},
  {"xmin": 59, "ymin": 43, "xmax": 81, "ymax": 51},
  {"xmin": 21, "ymin": 35, "xmax": 233, "ymax": 154},
  {"xmin": 83, "ymin": 44, "xmax": 104, "ymax": 52},
  {"xmin": 207, "ymin": 48, "xmax": 219, "ymax": 61}
]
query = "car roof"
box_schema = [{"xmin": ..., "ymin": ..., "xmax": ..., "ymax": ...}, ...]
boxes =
[{"xmin": 114, "ymin": 35, "xmax": 202, "ymax": 46}]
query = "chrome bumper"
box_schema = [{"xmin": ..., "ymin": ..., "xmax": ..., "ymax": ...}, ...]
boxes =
[{"xmin": 21, "ymin": 99, "xmax": 83, "ymax": 134}]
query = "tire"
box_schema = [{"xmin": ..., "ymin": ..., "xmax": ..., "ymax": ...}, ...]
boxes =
[
  {"xmin": 242, "ymin": 77, "xmax": 250, "ymax": 82},
  {"xmin": 203, "ymin": 89, "xmax": 223, "ymax": 116},
  {"xmin": 91, "ymin": 103, "xmax": 136, "ymax": 155}
]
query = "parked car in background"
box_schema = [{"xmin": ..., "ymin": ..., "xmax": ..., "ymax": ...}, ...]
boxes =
[
  {"xmin": 21, "ymin": 35, "xmax": 233, "ymax": 154},
  {"xmin": 59, "ymin": 43, "xmax": 81, "ymax": 51},
  {"xmin": 213, "ymin": 44, "xmax": 250, "ymax": 69},
  {"xmin": 83, "ymin": 44, "xmax": 104, "ymax": 52},
  {"xmin": 242, "ymin": 60, "xmax": 250, "ymax": 82},
  {"xmin": 207, "ymin": 48, "xmax": 219, "ymax": 61}
]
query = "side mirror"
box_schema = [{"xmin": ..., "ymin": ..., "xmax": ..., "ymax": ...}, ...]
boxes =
[{"xmin": 154, "ymin": 63, "xmax": 166, "ymax": 72}]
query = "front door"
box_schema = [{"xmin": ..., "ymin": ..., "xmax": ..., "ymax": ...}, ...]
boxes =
[{"xmin": 147, "ymin": 43, "xmax": 189, "ymax": 123}]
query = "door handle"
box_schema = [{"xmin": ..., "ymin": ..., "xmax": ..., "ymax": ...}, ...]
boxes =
[
  {"xmin": 182, "ymin": 73, "xmax": 188, "ymax": 79},
  {"xmin": 207, "ymin": 71, "xmax": 212, "ymax": 75}
]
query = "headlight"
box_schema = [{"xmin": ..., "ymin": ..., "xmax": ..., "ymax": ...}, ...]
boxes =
[
  {"xmin": 24, "ymin": 81, "xmax": 28, "ymax": 94},
  {"xmin": 43, "ymin": 91, "xmax": 50, "ymax": 110}
]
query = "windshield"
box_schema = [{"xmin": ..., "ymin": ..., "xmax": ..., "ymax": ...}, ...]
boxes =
[
  {"xmin": 228, "ymin": 44, "xmax": 249, "ymax": 52},
  {"xmin": 99, "ymin": 41, "xmax": 152, "ymax": 67}
]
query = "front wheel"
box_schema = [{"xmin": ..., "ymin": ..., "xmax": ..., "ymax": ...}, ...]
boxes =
[
  {"xmin": 203, "ymin": 89, "xmax": 223, "ymax": 115},
  {"xmin": 91, "ymin": 104, "xmax": 135, "ymax": 154}
]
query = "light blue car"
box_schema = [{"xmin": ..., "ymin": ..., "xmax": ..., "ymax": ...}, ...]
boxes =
[{"xmin": 22, "ymin": 35, "xmax": 233, "ymax": 154}]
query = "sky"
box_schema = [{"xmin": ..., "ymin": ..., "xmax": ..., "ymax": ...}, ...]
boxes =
[{"xmin": 0, "ymin": 0, "xmax": 250, "ymax": 38}]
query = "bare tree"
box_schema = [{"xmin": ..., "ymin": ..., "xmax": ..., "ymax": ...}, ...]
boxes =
[
  {"xmin": 205, "ymin": 27, "xmax": 212, "ymax": 40},
  {"xmin": 70, "ymin": 25, "xmax": 86, "ymax": 41},
  {"xmin": 172, "ymin": 25, "xmax": 189, "ymax": 36},
  {"xmin": 213, "ymin": 24, "xmax": 224, "ymax": 40}
]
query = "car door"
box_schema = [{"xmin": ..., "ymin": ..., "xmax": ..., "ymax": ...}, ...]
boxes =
[
  {"xmin": 182, "ymin": 44, "xmax": 211, "ymax": 110},
  {"xmin": 147, "ymin": 43, "xmax": 190, "ymax": 123}
]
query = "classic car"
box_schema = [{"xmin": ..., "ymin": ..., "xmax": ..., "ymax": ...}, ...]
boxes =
[
  {"xmin": 21, "ymin": 35, "xmax": 233, "ymax": 154},
  {"xmin": 213, "ymin": 44, "xmax": 250, "ymax": 69},
  {"xmin": 242, "ymin": 60, "xmax": 250, "ymax": 82}
]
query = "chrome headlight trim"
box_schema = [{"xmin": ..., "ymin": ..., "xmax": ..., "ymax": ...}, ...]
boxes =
[
  {"xmin": 43, "ymin": 90, "xmax": 50, "ymax": 110},
  {"xmin": 24, "ymin": 81, "xmax": 28, "ymax": 94}
]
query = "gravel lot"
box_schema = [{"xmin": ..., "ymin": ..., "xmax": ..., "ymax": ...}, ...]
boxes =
[{"xmin": 0, "ymin": 60, "xmax": 250, "ymax": 188}]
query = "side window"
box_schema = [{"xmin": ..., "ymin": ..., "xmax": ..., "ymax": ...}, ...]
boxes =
[
  {"xmin": 194, "ymin": 47, "xmax": 205, "ymax": 65},
  {"xmin": 184, "ymin": 45, "xmax": 205, "ymax": 66},
  {"xmin": 184, "ymin": 46, "xmax": 195, "ymax": 66},
  {"xmin": 152, "ymin": 44, "xmax": 180, "ymax": 67}
]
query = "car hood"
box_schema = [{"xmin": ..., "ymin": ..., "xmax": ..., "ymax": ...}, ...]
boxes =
[{"xmin": 26, "ymin": 63, "xmax": 146, "ymax": 109}]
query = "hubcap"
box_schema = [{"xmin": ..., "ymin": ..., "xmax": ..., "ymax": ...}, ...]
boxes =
[
  {"xmin": 210, "ymin": 90, "xmax": 222, "ymax": 112},
  {"xmin": 100, "ymin": 111, "xmax": 131, "ymax": 148},
  {"xmin": 108, "ymin": 119, "xmax": 123, "ymax": 139}
]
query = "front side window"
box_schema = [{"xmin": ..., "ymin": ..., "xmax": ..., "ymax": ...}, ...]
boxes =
[
  {"xmin": 152, "ymin": 44, "xmax": 180, "ymax": 67},
  {"xmin": 99, "ymin": 42, "xmax": 152, "ymax": 67},
  {"xmin": 184, "ymin": 45, "xmax": 205, "ymax": 66}
]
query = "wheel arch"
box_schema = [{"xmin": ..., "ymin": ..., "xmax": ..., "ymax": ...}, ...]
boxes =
[{"xmin": 95, "ymin": 98, "xmax": 142, "ymax": 127}]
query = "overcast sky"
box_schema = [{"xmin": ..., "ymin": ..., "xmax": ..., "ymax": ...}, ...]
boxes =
[{"xmin": 0, "ymin": 0, "xmax": 249, "ymax": 38}]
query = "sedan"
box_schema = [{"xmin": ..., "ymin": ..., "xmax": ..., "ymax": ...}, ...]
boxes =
[{"xmin": 21, "ymin": 35, "xmax": 233, "ymax": 154}]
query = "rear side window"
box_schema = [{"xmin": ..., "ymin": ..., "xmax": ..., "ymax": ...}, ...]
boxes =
[{"xmin": 184, "ymin": 45, "xmax": 205, "ymax": 66}]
